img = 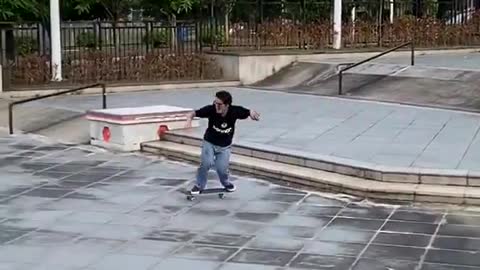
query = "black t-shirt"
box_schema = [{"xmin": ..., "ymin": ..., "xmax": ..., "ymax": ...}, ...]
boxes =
[{"xmin": 195, "ymin": 104, "xmax": 250, "ymax": 147}]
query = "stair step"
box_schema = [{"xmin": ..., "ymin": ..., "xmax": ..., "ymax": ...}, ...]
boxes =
[{"xmin": 141, "ymin": 140, "xmax": 480, "ymax": 205}]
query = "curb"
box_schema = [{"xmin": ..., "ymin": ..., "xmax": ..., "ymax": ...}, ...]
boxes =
[
  {"xmin": 154, "ymin": 133, "xmax": 479, "ymax": 188},
  {"xmin": 141, "ymin": 140, "xmax": 480, "ymax": 205},
  {"xmin": 0, "ymin": 80, "xmax": 241, "ymax": 99}
]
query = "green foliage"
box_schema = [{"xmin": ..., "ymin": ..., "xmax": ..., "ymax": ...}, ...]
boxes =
[
  {"xmin": 71, "ymin": 0, "xmax": 153, "ymax": 20},
  {"xmin": 15, "ymin": 36, "xmax": 38, "ymax": 56},
  {"xmin": 169, "ymin": 0, "xmax": 198, "ymax": 13},
  {"xmin": 423, "ymin": 0, "xmax": 439, "ymax": 17},
  {"xmin": 0, "ymin": 0, "xmax": 38, "ymax": 21},
  {"xmin": 143, "ymin": 29, "xmax": 168, "ymax": 48},
  {"xmin": 201, "ymin": 28, "xmax": 225, "ymax": 45},
  {"xmin": 0, "ymin": 0, "xmax": 202, "ymax": 22},
  {"xmin": 140, "ymin": 0, "xmax": 200, "ymax": 19},
  {"xmin": 76, "ymin": 32, "xmax": 97, "ymax": 48}
]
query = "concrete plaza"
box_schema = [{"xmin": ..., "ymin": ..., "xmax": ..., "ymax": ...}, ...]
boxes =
[
  {"xmin": 34, "ymin": 87, "xmax": 480, "ymax": 171},
  {"xmin": 2, "ymin": 49, "xmax": 480, "ymax": 269},
  {"xmin": 2, "ymin": 133, "xmax": 480, "ymax": 269}
]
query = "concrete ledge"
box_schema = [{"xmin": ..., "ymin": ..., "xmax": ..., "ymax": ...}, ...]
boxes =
[
  {"xmin": 154, "ymin": 133, "xmax": 475, "ymax": 188},
  {"xmin": 0, "ymin": 80, "xmax": 241, "ymax": 99},
  {"xmin": 140, "ymin": 140, "xmax": 480, "ymax": 205}
]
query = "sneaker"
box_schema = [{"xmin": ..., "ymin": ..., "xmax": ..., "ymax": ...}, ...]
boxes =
[
  {"xmin": 190, "ymin": 185, "xmax": 201, "ymax": 195},
  {"xmin": 224, "ymin": 183, "xmax": 236, "ymax": 192}
]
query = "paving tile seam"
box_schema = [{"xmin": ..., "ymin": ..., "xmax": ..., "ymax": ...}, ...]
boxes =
[
  {"xmin": 23, "ymin": 167, "xmax": 130, "ymax": 204},
  {"xmin": 423, "ymin": 245, "xmax": 480, "ymax": 254},
  {"xmin": 410, "ymin": 116, "xmax": 451, "ymax": 168},
  {"xmin": 414, "ymin": 211, "xmax": 448, "ymax": 270},
  {"xmin": 335, "ymin": 217, "xmax": 442, "ymax": 225},
  {"xmin": 424, "ymin": 262, "xmax": 480, "ymax": 269},
  {"xmin": 219, "ymin": 238, "xmax": 259, "ymax": 268},
  {"xmin": 1, "ymin": 155, "xmax": 139, "ymax": 210},
  {"xmin": 457, "ymin": 123, "xmax": 480, "ymax": 170},
  {"xmin": 1, "ymin": 219, "xmax": 57, "ymax": 247},
  {"xmin": 310, "ymin": 108, "xmax": 364, "ymax": 142},
  {"xmin": 122, "ymin": 182, "xmax": 194, "ymax": 218},
  {"xmin": 158, "ymin": 234, "xmax": 245, "ymax": 268},
  {"xmin": 387, "ymin": 114, "xmax": 419, "ymax": 159},
  {"xmin": 27, "ymin": 146, "xmax": 80, "ymax": 162},
  {"xmin": 357, "ymin": 241, "xmax": 429, "ymax": 250},
  {"xmin": 285, "ymin": 194, "xmax": 351, "ymax": 268},
  {"xmin": 0, "ymin": 185, "xmax": 54, "ymax": 205},
  {"xmin": 347, "ymin": 207, "xmax": 397, "ymax": 270},
  {"xmin": 344, "ymin": 109, "xmax": 397, "ymax": 145}
]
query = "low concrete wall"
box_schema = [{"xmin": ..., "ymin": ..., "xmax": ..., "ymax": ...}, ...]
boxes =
[
  {"xmin": 209, "ymin": 52, "xmax": 298, "ymax": 84},
  {"xmin": 238, "ymin": 55, "xmax": 298, "ymax": 84},
  {"xmin": 0, "ymin": 80, "xmax": 241, "ymax": 99}
]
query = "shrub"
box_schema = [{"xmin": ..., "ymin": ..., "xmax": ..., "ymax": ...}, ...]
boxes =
[
  {"xmin": 76, "ymin": 32, "xmax": 97, "ymax": 49},
  {"xmin": 15, "ymin": 36, "xmax": 38, "ymax": 56},
  {"xmin": 143, "ymin": 29, "xmax": 168, "ymax": 48},
  {"xmin": 12, "ymin": 51, "xmax": 222, "ymax": 86}
]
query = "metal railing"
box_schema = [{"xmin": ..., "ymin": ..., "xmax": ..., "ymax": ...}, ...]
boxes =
[
  {"xmin": 8, "ymin": 83, "xmax": 106, "ymax": 134},
  {"xmin": 338, "ymin": 41, "xmax": 415, "ymax": 95}
]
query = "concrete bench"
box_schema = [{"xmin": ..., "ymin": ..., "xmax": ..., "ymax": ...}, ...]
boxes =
[{"xmin": 86, "ymin": 105, "xmax": 199, "ymax": 151}]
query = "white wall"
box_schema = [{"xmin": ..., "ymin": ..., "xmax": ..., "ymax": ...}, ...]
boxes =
[
  {"xmin": 238, "ymin": 55, "xmax": 297, "ymax": 84},
  {"xmin": 208, "ymin": 53, "xmax": 298, "ymax": 84}
]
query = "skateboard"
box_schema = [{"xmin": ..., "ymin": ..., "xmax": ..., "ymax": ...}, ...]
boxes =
[{"xmin": 186, "ymin": 187, "xmax": 230, "ymax": 201}]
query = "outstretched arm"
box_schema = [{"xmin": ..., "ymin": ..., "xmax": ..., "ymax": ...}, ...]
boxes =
[
  {"xmin": 249, "ymin": 110, "xmax": 260, "ymax": 121},
  {"xmin": 185, "ymin": 111, "xmax": 195, "ymax": 128},
  {"xmin": 237, "ymin": 106, "xmax": 260, "ymax": 121},
  {"xmin": 185, "ymin": 105, "xmax": 214, "ymax": 128}
]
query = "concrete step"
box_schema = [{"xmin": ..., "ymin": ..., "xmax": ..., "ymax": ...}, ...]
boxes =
[
  {"xmin": 149, "ymin": 133, "xmax": 478, "ymax": 189},
  {"xmin": 141, "ymin": 140, "xmax": 480, "ymax": 205}
]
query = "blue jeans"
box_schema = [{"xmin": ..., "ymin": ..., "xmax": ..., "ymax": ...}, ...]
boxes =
[{"xmin": 195, "ymin": 140, "xmax": 232, "ymax": 189}]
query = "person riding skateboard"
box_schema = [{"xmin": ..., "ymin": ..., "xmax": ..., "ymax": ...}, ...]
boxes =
[{"xmin": 185, "ymin": 90, "xmax": 260, "ymax": 195}]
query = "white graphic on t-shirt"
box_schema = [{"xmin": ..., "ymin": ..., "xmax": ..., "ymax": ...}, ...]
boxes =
[{"xmin": 213, "ymin": 122, "xmax": 232, "ymax": 134}]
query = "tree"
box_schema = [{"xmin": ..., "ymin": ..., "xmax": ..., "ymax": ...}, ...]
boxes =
[
  {"xmin": 0, "ymin": 0, "xmax": 44, "ymax": 21},
  {"xmin": 141, "ymin": 0, "xmax": 200, "ymax": 20},
  {"xmin": 72, "ymin": 0, "xmax": 142, "ymax": 21}
]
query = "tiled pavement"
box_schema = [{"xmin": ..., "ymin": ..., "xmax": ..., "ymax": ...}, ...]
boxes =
[{"xmin": 2, "ymin": 134, "xmax": 480, "ymax": 270}]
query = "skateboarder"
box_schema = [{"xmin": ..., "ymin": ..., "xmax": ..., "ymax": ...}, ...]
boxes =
[{"xmin": 185, "ymin": 90, "xmax": 260, "ymax": 195}]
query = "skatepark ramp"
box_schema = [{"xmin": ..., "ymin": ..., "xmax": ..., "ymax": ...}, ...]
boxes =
[
  {"xmin": 252, "ymin": 60, "xmax": 480, "ymax": 111},
  {"xmin": 252, "ymin": 61, "xmax": 344, "ymax": 90}
]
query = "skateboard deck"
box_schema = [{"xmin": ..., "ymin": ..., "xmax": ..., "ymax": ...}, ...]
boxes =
[{"xmin": 186, "ymin": 187, "xmax": 230, "ymax": 201}]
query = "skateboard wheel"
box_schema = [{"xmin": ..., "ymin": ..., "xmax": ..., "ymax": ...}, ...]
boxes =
[
  {"xmin": 218, "ymin": 193, "xmax": 225, "ymax": 199},
  {"xmin": 187, "ymin": 195, "xmax": 195, "ymax": 201}
]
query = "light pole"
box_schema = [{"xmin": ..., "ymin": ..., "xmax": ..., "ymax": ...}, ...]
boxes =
[
  {"xmin": 333, "ymin": 0, "xmax": 342, "ymax": 49},
  {"xmin": 50, "ymin": 0, "xmax": 62, "ymax": 81}
]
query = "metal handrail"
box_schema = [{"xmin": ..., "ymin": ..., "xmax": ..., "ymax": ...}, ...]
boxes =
[
  {"xmin": 8, "ymin": 83, "xmax": 107, "ymax": 134},
  {"xmin": 338, "ymin": 41, "xmax": 415, "ymax": 95}
]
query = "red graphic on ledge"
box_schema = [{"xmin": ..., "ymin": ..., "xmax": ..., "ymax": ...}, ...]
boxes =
[
  {"xmin": 157, "ymin": 125, "xmax": 169, "ymax": 139},
  {"xmin": 102, "ymin": 127, "xmax": 111, "ymax": 142}
]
